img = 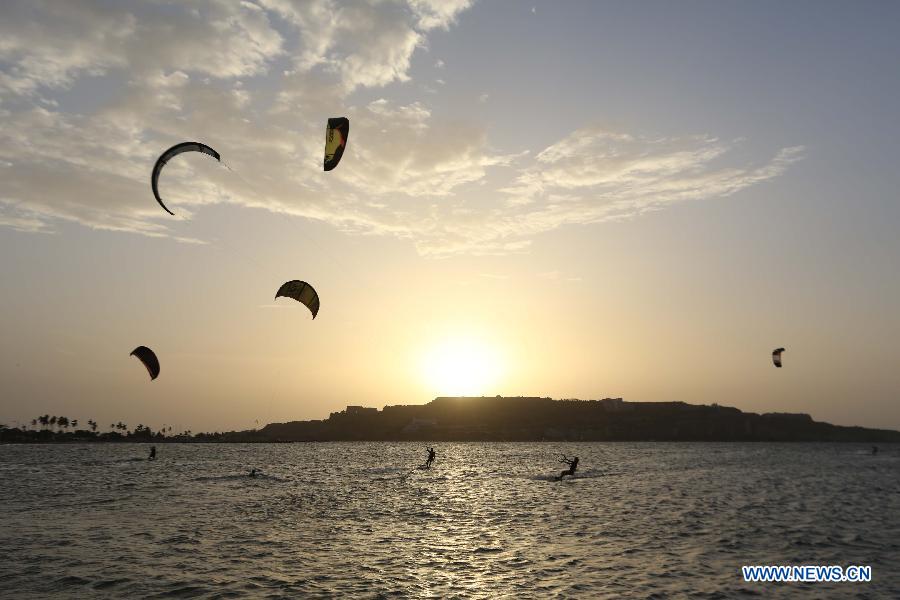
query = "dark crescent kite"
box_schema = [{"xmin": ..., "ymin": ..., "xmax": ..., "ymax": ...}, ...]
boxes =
[
  {"xmin": 130, "ymin": 346, "xmax": 160, "ymax": 380},
  {"xmin": 772, "ymin": 347, "xmax": 785, "ymax": 368},
  {"xmin": 151, "ymin": 142, "xmax": 221, "ymax": 215}
]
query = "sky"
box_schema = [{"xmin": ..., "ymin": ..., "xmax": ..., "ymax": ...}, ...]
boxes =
[{"xmin": 2, "ymin": 0, "xmax": 900, "ymax": 433}]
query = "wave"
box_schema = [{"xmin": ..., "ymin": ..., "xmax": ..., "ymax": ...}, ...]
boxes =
[
  {"xmin": 528, "ymin": 468, "xmax": 609, "ymax": 482},
  {"xmin": 193, "ymin": 473, "xmax": 286, "ymax": 483},
  {"xmin": 364, "ymin": 466, "xmax": 409, "ymax": 475},
  {"xmin": 79, "ymin": 457, "xmax": 150, "ymax": 466}
]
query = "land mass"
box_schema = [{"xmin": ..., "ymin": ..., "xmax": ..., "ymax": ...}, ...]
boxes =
[
  {"xmin": 4, "ymin": 397, "xmax": 899, "ymax": 443},
  {"xmin": 261, "ymin": 396, "xmax": 899, "ymax": 442}
]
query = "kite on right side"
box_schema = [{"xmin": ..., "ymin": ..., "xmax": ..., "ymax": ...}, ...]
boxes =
[{"xmin": 772, "ymin": 347, "xmax": 785, "ymax": 368}]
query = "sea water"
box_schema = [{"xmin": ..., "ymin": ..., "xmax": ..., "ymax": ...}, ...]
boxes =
[{"xmin": 1, "ymin": 442, "xmax": 898, "ymax": 598}]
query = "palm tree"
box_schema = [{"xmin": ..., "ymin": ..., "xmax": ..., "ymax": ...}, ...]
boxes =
[
  {"xmin": 71, "ymin": 419, "xmax": 78, "ymax": 429},
  {"xmin": 49, "ymin": 416, "xmax": 57, "ymax": 430},
  {"xmin": 31, "ymin": 419, "xmax": 37, "ymax": 430}
]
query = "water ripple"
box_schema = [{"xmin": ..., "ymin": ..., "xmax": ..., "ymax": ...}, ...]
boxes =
[{"xmin": 1, "ymin": 442, "xmax": 898, "ymax": 597}]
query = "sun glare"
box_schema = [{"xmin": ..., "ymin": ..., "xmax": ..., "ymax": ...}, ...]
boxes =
[{"xmin": 420, "ymin": 336, "xmax": 504, "ymax": 396}]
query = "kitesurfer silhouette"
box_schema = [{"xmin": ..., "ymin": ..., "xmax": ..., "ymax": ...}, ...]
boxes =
[{"xmin": 556, "ymin": 454, "xmax": 579, "ymax": 481}]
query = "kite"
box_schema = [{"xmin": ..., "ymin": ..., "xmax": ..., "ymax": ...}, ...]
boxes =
[
  {"xmin": 275, "ymin": 280, "xmax": 320, "ymax": 319},
  {"xmin": 324, "ymin": 118, "xmax": 349, "ymax": 171},
  {"xmin": 151, "ymin": 142, "xmax": 221, "ymax": 215}
]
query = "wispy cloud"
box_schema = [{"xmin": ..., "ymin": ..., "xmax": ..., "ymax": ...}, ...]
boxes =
[{"xmin": 0, "ymin": 1, "xmax": 802, "ymax": 258}]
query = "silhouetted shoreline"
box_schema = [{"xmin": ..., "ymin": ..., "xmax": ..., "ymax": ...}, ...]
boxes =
[{"xmin": 4, "ymin": 397, "xmax": 899, "ymax": 443}]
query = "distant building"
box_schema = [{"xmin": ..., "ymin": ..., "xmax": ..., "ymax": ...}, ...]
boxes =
[
  {"xmin": 600, "ymin": 397, "xmax": 629, "ymax": 411},
  {"xmin": 329, "ymin": 405, "xmax": 379, "ymax": 420}
]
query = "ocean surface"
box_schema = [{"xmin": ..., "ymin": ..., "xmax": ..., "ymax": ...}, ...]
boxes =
[{"xmin": 1, "ymin": 442, "xmax": 898, "ymax": 598}]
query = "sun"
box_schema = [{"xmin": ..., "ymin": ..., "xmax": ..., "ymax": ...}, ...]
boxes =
[{"xmin": 420, "ymin": 336, "xmax": 504, "ymax": 396}]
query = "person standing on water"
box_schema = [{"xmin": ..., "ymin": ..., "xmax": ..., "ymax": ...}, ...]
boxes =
[
  {"xmin": 424, "ymin": 447, "xmax": 436, "ymax": 469},
  {"xmin": 148, "ymin": 446, "xmax": 157, "ymax": 461},
  {"xmin": 556, "ymin": 454, "xmax": 579, "ymax": 481}
]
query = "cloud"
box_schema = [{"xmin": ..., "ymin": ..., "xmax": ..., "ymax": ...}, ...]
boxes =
[
  {"xmin": 263, "ymin": 0, "xmax": 471, "ymax": 97},
  {"xmin": 408, "ymin": 0, "xmax": 473, "ymax": 30},
  {"xmin": 493, "ymin": 129, "xmax": 805, "ymax": 249},
  {"xmin": 0, "ymin": 1, "xmax": 282, "ymax": 100},
  {"xmin": 0, "ymin": 2, "xmax": 134, "ymax": 98},
  {"xmin": 0, "ymin": 2, "xmax": 802, "ymax": 258},
  {"xmin": 0, "ymin": 209, "xmax": 54, "ymax": 233},
  {"xmin": 336, "ymin": 98, "xmax": 520, "ymax": 197}
]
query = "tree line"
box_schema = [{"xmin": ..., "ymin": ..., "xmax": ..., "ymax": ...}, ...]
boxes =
[{"xmin": 0, "ymin": 414, "xmax": 216, "ymax": 442}]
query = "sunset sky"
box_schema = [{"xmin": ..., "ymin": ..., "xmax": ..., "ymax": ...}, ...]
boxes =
[{"xmin": 2, "ymin": 0, "xmax": 900, "ymax": 432}]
